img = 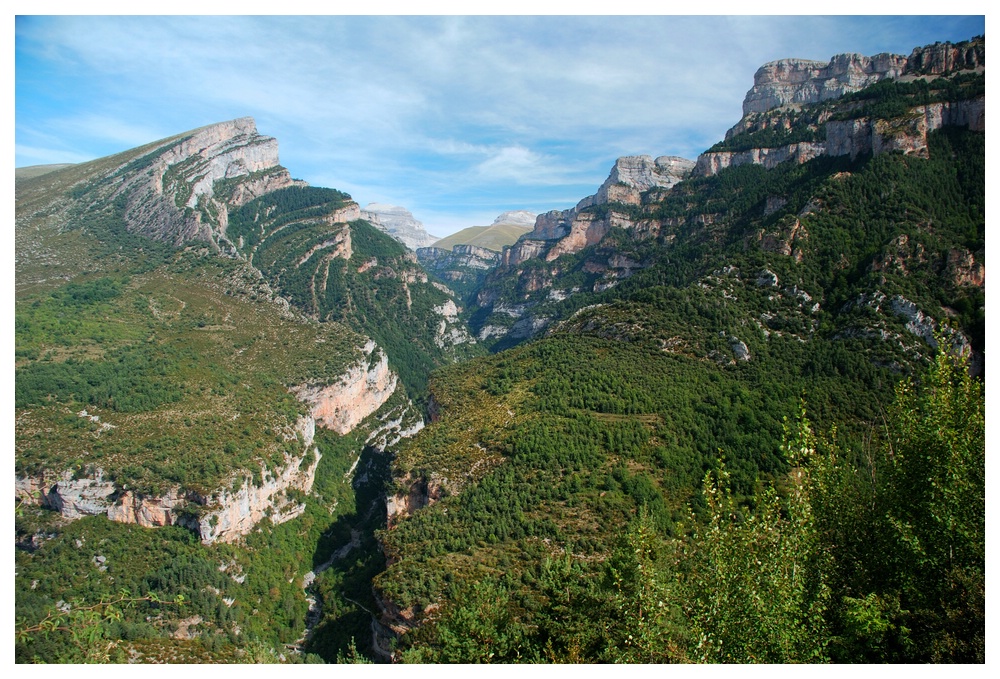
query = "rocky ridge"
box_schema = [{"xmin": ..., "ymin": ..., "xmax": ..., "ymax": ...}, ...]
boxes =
[
  {"xmin": 503, "ymin": 155, "xmax": 694, "ymax": 268},
  {"xmin": 695, "ymin": 38, "xmax": 985, "ymax": 177},
  {"xmin": 108, "ymin": 117, "xmax": 303, "ymax": 251},
  {"xmin": 741, "ymin": 38, "xmax": 983, "ymax": 115}
]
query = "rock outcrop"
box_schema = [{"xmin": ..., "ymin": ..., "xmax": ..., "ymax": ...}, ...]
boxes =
[
  {"xmin": 110, "ymin": 117, "xmax": 302, "ymax": 250},
  {"xmin": 361, "ymin": 203, "xmax": 439, "ymax": 250},
  {"xmin": 578, "ymin": 155, "xmax": 694, "ymax": 209},
  {"xmin": 695, "ymin": 95, "xmax": 983, "ymax": 178},
  {"xmin": 824, "ymin": 99, "xmax": 985, "ymax": 160},
  {"xmin": 692, "ymin": 38, "xmax": 985, "ymax": 177},
  {"xmin": 501, "ymin": 155, "xmax": 693, "ymax": 268},
  {"xmin": 16, "ymin": 337, "xmax": 422, "ymax": 543},
  {"xmin": 695, "ymin": 142, "xmax": 826, "ymax": 176},
  {"xmin": 417, "ymin": 244, "xmax": 500, "ymax": 272},
  {"xmin": 15, "ymin": 419, "xmax": 322, "ymax": 544},
  {"xmin": 290, "ymin": 340, "xmax": 399, "ymax": 435},
  {"xmin": 742, "ymin": 53, "xmax": 909, "ymax": 116},
  {"xmin": 741, "ymin": 37, "xmax": 983, "ymax": 116}
]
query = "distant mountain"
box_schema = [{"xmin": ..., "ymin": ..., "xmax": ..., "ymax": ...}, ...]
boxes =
[
  {"xmin": 360, "ymin": 202, "xmax": 440, "ymax": 250},
  {"xmin": 432, "ymin": 212, "xmax": 535, "ymax": 253},
  {"xmin": 416, "ymin": 212, "xmax": 535, "ymax": 303}
]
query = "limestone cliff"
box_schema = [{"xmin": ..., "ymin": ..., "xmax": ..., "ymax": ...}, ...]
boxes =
[
  {"xmin": 824, "ymin": 99, "xmax": 985, "ymax": 160},
  {"xmin": 106, "ymin": 117, "xmax": 303, "ymax": 251},
  {"xmin": 503, "ymin": 155, "xmax": 693, "ymax": 268},
  {"xmin": 14, "ymin": 417, "xmax": 321, "ymax": 544},
  {"xmin": 361, "ymin": 203, "xmax": 439, "ymax": 250},
  {"xmin": 578, "ymin": 155, "xmax": 694, "ymax": 210},
  {"xmin": 694, "ymin": 142, "xmax": 826, "ymax": 176},
  {"xmin": 15, "ymin": 338, "xmax": 422, "ymax": 544},
  {"xmin": 741, "ymin": 37, "xmax": 982, "ymax": 116},
  {"xmin": 289, "ymin": 340, "xmax": 398, "ymax": 435}
]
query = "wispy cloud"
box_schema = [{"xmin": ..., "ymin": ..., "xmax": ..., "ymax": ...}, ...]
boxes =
[{"xmin": 15, "ymin": 14, "xmax": 986, "ymax": 236}]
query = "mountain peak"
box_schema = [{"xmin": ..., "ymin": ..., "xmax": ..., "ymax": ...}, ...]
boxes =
[{"xmin": 492, "ymin": 210, "xmax": 537, "ymax": 227}]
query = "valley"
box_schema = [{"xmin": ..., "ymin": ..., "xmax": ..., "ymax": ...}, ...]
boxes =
[{"xmin": 14, "ymin": 35, "xmax": 984, "ymax": 664}]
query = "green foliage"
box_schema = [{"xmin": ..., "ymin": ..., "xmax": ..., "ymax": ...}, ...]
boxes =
[
  {"xmin": 831, "ymin": 72, "xmax": 984, "ymax": 121},
  {"xmin": 680, "ymin": 413, "xmax": 831, "ymax": 663}
]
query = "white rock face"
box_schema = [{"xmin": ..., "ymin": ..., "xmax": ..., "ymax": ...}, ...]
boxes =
[
  {"xmin": 743, "ymin": 39, "xmax": 983, "ymax": 116},
  {"xmin": 14, "ymin": 440, "xmax": 322, "ymax": 544},
  {"xmin": 743, "ymin": 53, "xmax": 909, "ymax": 115},
  {"xmin": 432, "ymin": 299, "xmax": 474, "ymax": 348},
  {"xmin": 578, "ymin": 155, "xmax": 694, "ymax": 210},
  {"xmin": 114, "ymin": 117, "xmax": 302, "ymax": 249},
  {"xmin": 197, "ymin": 445, "xmax": 323, "ymax": 544},
  {"xmin": 695, "ymin": 142, "xmax": 825, "ymax": 176},
  {"xmin": 695, "ymin": 97, "xmax": 984, "ymax": 178},
  {"xmin": 491, "ymin": 210, "xmax": 537, "ymax": 227},
  {"xmin": 290, "ymin": 341, "xmax": 399, "ymax": 435},
  {"xmin": 825, "ymin": 99, "xmax": 985, "ymax": 160},
  {"xmin": 361, "ymin": 203, "xmax": 439, "ymax": 250}
]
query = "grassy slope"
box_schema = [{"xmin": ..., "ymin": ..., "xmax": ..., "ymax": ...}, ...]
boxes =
[{"xmin": 430, "ymin": 223, "xmax": 532, "ymax": 253}]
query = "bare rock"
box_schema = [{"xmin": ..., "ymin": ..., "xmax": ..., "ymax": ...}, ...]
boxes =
[{"xmin": 361, "ymin": 203, "xmax": 439, "ymax": 250}]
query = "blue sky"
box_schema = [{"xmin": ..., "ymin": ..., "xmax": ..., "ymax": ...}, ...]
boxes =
[{"xmin": 14, "ymin": 13, "xmax": 986, "ymax": 237}]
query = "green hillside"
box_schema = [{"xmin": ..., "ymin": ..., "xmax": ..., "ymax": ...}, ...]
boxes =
[
  {"xmin": 14, "ymin": 38, "xmax": 985, "ymax": 665},
  {"xmin": 377, "ymin": 105, "xmax": 985, "ymax": 661}
]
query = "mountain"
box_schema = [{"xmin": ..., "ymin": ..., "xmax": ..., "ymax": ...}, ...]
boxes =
[
  {"xmin": 429, "ymin": 215, "xmax": 534, "ymax": 253},
  {"xmin": 415, "ymin": 211, "xmax": 536, "ymax": 303},
  {"xmin": 15, "ymin": 117, "xmax": 477, "ymax": 662},
  {"xmin": 14, "ymin": 35, "xmax": 985, "ymax": 665},
  {"xmin": 360, "ymin": 203, "xmax": 440, "ymax": 250},
  {"xmin": 469, "ymin": 37, "xmax": 984, "ymax": 351},
  {"xmin": 372, "ymin": 37, "xmax": 984, "ymax": 662}
]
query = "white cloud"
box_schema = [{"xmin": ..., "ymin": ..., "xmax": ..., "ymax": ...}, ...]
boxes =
[{"xmin": 14, "ymin": 14, "xmax": 987, "ymax": 226}]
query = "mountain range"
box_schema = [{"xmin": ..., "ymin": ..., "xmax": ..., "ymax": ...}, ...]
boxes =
[{"xmin": 14, "ymin": 35, "xmax": 984, "ymax": 664}]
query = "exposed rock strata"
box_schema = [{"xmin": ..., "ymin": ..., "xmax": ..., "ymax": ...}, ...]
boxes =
[
  {"xmin": 290, "ymin": 340, "xmax": 398, "ymax": 435},
  {"xmin": 695, "ymin": 142, "xmax": 826, "ymax": 176},
  {"xmin": 417, "ymin": 244, "xmax": 500, "ymax": 272},
  {"xmin": 109, "ymin": 117, "xmax": 303, "ymax": 250},
  {"xmin": 16, "ymin": 339, "xmax": 421, "ymax": 543},
  {"xmin": 500, "ymin": 155, "xmax": 693, "ymax": 269},
  {"xmin": 824, "ymin": 99, "xmax": 985, "ymax": 159},
  {"xmin": 695, "ymin": 96, "xmax": 983, "ymax": 177},
  {"xmin": 741, "ymin": 38, "xmax": 982, "ymax": 116},
  {"xmin": 14, "ymin": 426, "xmax": 321, "ymax": 544}
]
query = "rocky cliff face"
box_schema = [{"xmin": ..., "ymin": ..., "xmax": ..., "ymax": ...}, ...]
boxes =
[
  {"xmin": 741, "ymin": 37, "xmax": 983, "ymax": 116},
  {"xmin": 109, "ymin": 117, "xmax": 302, "ymax": 250},
  {"xmin": 825, "ymin": 99, "xmax": 985, "ymax": 159},
  {"xmin": 695, "ymin": 142, "xmax": 826, "ymax": 176},
  {"xmin": 696, "ymin": 96, "xmax": 984, "ymax": 177},
  {"xmin": 289, "ymin": 340, "xmax": 398, "ymax": 435},
  {"xmin": 15, "ymin": 418, "xmax": 321, "ymax": 544},
  {"xmin": 502, "ymin": 155, "xmax": 693, "ymax": 268},
  {"xmin": 15, "ymin": 338, "xmax": 419, "ymax": 543},
  {"xmin": 417, "ymin": 244, "xmax": 500, "ymax": 272},
  {"xmin": 578, "ymin": 155, "xmax": 694, "ymax": 210},
  {"xmin": 361, "ymin": 203, "xmax": 440, "ymax": 250},
  {"xmin": 742, "ymin": 53, "xmax": 909, "ymax": 116}
]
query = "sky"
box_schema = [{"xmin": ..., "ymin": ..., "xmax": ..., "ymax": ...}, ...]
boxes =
[{"xmin": 13, "ymin": 11, "xmax": 987, "ymax": 237}]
